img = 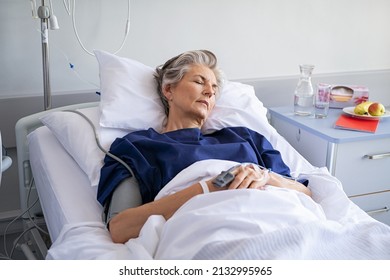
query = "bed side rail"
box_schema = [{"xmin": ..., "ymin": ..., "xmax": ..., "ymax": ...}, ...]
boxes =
[
  {"xmin": 15, "ymin": 102, "xmax": 99, "ymax": 217},
  {"xmin": 14, "ymin": 102, "xmax": 99, "ymax": 259}
]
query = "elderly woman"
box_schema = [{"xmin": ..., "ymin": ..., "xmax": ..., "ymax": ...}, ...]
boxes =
[{"xmin": 98, "ymin": 50, "xmax": 311, "ymax": 243}]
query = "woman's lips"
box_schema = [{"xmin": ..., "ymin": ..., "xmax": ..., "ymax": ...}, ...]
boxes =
[{"xmin": 198, "ymin": 100, "xmax": 209, "ymax": 108}]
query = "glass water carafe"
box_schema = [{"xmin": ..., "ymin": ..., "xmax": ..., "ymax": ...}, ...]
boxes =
[{"xmin": 294, "ymin": 64, "xmax": 315, "ymax": 116}]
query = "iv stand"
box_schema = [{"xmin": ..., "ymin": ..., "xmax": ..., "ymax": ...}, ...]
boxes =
[
  {"xmin": 16, "ymin": 1, "xmax": 52, "ymax": 260},
  {"xmin": 37, "ymin": 1, "xmax": 52, "ymax": 110}
]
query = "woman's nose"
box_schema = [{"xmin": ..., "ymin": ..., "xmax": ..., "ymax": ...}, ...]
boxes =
[{"xmin": 203, "ymin": 83, "xmax": 215, "ymax": 96}]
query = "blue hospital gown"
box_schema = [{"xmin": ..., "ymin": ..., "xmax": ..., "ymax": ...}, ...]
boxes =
[{"xmin": 97, "ymin": 126, "xmax": 306, "ymax": 205}]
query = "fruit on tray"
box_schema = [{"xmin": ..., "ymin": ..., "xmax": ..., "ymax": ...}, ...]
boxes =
[
  {"xmin": 354, "ymin": 101, "xmax": 386, "ymax": 116},
  {"xmin": 368, "ymin": 102, "xmax": 386, "ymax": 116},
  {"xmin": 354, "ymin": 101, "xmax": 373, "ymax": 115}
]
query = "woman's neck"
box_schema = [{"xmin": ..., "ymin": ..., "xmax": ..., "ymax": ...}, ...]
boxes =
[{"xmin": 162, "ymin": 117, "xmax": 203, "ymax": 133}]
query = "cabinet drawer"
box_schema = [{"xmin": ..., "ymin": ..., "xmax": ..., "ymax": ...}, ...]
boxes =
[
  {"xmin": 350, "ymin": 191, "xmax": 390, "ymax": 226},
  {"xmin": 271, "ymin": 117, "xmax": 328, "ymax": 168},
  {"xmin": 334, "ymin": 138, "xmax": 390, "ymax": 196}
]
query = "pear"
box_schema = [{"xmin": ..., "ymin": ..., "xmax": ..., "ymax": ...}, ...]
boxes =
[{"xmin": 354, "ymin": 101, "xmax": 373, "ymax": 115}]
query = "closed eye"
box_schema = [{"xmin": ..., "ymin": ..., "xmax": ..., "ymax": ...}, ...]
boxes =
[{"xmin": 193, "ymin": 75, "xmax": 218, "ymax": 95}]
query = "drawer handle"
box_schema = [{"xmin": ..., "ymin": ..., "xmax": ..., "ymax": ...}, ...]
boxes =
[
  {"xmin": 363, "ymin": 152, "xmax": 390, "ymax": 160},
  {"xmin": 366, "ymin": 207, "xmax": 389, "ymax": 215},
  {"xmin": 295, "ymin": 128, "xmax": 301, "ymax": 142}
]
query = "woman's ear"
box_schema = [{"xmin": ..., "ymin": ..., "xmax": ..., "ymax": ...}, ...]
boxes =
[{"xmin": 163, "ymin": 84, "xmax": 173, "ymax": 101}]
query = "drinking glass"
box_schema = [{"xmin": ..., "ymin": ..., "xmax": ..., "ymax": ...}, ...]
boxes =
[{"xmin": 314, "ymin": 83, "xmax": 331, "ymax": 118}]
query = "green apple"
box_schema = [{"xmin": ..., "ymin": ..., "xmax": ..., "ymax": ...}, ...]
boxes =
[{"xmin": 368, "ymin": 102, "xmax": 386, "ymax": 116}]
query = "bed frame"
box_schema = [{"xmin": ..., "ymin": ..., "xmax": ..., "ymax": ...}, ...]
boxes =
[{"xmin": 14, "ymin": 102, "xmax": 99, "ymax": 259}]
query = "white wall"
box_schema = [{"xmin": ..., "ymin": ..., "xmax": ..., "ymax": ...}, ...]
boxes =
[
  {"xmin": 1, "ymin": 0, "xmax": 390, "ymax": 98},
  {"xmin": 1, "ymin": 0, "xmax": 390, "ymax": 221}
]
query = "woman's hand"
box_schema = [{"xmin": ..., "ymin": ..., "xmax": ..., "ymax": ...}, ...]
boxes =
[
  {"xmin": 206, "ymin": 164, "xmax": 311, "ymax": 197},
  {"xmin": 207, "ymin": 164, "xmax": 270, "ymax": 192},
  {"xmin": 226, "ymin": 164, "xmax": 270, "ymax": 190}
]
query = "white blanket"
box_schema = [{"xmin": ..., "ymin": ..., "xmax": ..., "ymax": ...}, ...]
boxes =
[{"xmin": 47, "ymin": 160, "xmax": 390, "ymax": 260}]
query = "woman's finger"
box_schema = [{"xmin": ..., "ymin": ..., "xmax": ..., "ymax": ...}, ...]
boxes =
[{"xmin": 231, "ymin": 164, "xmax": 270, "ymax": 189}]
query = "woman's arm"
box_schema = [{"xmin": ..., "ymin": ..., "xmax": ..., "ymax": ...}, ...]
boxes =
[
  {"xmin": 266, "ymin": 172, "xmax": 312, "ymax": 196},
  {"xmin": 226, "ymin": 164, "xmax": 311, "ymax": 197},
  {"xmin": 108, "ymin": 181, "xmax": 208, "ymax": 243}
]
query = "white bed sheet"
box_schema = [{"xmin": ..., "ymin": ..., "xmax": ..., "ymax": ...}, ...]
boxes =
[
  {"xmin": 28, "ymin": 126, "xmax": 103, "ymax": 241},
  {"xmin": 45, "ymin": 159, "xmax": 390, "ymax": 259}
]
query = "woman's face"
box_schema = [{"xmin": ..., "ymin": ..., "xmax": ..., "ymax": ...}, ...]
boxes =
[{"xmin": 164, "ymin": 64, "xmax": 219, "ymax": 124}]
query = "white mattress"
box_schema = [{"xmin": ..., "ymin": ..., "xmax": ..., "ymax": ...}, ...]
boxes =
[{"xmin": 28, "ymin": 126, "xmax": 103, "ymax": 242}]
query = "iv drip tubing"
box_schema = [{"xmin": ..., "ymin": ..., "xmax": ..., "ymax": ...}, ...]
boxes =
[{"xmin": 70, "ymin": 0, "xmax": 131, "ymax": 56}]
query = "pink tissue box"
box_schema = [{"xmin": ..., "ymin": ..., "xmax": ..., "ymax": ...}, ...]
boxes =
[{"xmin": 329, "ymin": 85, "xmax": 369, "ymax": 108}]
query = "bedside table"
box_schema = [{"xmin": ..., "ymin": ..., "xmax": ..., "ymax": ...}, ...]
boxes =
[{"xmin": 268, "ymin": 106, "xmax": 390, "ymax": 225}]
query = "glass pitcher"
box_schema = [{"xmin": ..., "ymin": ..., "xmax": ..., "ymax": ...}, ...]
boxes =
[{"xmin": 294, "ymin": 64, "xmax": 315, "ymax": 116}]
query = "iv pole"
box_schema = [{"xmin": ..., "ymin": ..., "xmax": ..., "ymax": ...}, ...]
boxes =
[
  {"xmin": 37, "ymin": 1, "xmax": 52, "ymax": 110},
  {"xmin": 15, "ymin": 2, "xmax": 52, "ymax": 259},
  {"xmin": 16, "ymin": 1, "xmax": 57, "ymax": 259}
]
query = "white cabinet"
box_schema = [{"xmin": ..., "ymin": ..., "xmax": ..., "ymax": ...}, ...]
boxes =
[{"xmin": 269, "ymin": 107, "xmax": 390, "ymax": 225}]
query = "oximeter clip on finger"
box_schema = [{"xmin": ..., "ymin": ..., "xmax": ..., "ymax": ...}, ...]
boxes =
[{"xmin": 212, "ymin": 165, "xmax": 240, "ymax": 188}]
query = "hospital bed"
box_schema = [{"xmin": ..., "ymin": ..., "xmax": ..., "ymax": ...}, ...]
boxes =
[{"xmin": 15, "ymin": 50, "xmax": 390, "ymax": 259}]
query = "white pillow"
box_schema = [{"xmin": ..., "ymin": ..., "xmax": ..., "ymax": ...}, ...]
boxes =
[
  {"xmin": 96, "ymin": 50, "xmax": 166, "ymax": 131},
  {"xmin": 40, "ymin": 107, "xmax": 105, "ymax": 188},
  {"xmin": 94, "ymin": 50, "xmax": 271, "ymax": 148}
]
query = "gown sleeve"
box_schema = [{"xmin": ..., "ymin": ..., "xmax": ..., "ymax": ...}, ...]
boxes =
[
  {"xmin": 243, "ymin": 127, "xmax": 309, "ymax": 186},
  {"xmin": 97, "ymin": 137, "xmax": 133, "ymax": 206}
]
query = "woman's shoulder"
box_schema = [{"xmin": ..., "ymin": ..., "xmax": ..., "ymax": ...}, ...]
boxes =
[
  {"xmin": 206, "ymin": 126, "xmax": 263, "ymax": 141},
  {"xmin": 124, "ymin": 128, "xmax": 160, "ymax": 138},
  {"xmin": 214, "ymin": 126, "xmax": 258, "ymax": 135},
  {"xmin": 110, "ymin": 128, "xmax": 159, "ymax": 147}
]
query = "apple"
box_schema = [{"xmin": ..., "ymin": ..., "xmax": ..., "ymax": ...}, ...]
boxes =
[{"xmin": 368, "ymin": 102, "xmax": 386, "ymax": 116}]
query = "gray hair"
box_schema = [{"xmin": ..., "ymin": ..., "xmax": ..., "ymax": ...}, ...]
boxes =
[{"xmin": 154, "ymin": 50, "xmax": 224, "ymax": 116}]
